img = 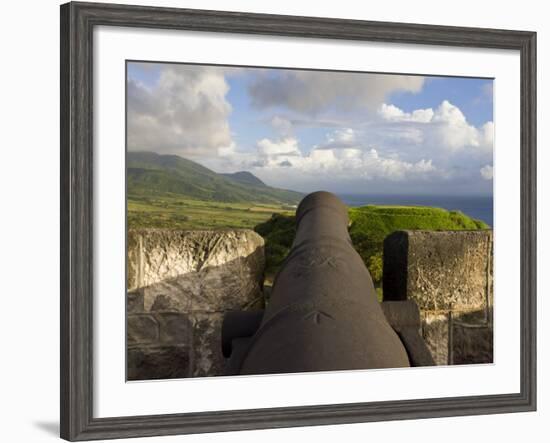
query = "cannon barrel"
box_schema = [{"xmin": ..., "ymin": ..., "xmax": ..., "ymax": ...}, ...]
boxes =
[{"xmin": 235, "ymin": 191, "xmax": 411, "ymax": 375}]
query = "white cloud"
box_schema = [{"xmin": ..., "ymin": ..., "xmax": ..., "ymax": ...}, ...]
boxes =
[
  {"xmin": 217, "ymin": 142, "xmax": 237, "ymax": 158},
  {"xmin": 316, "ymin": 128, "xmax": 358, "ymax": 150},
  {"xmin": 251, "ymin": 136, "xmax": 437, "ymax": 183},
  {"xmin": 127, "ymin": 65, "xmax": 234, "ymax": 157},
  {"xmin": 431, "ymin": 100, "xmax": 480, "ymax": 150},
  {"xmin": 361, "ymin": 149, "xmax": 436, "ymax": 181},
  {"xmin": 214, "ymin": 99, "xmax": 491, "ymax": 193},
  {"xmin": 331, "ymin": 128, "xmax": 355, "ymax": 143},
  {"xmin": 385, "ymin": 126, "xmax": 425, "ymax": 145},
  {"xmin": 378, "ymin": 103, "xmax": 434, "ymax": 123},
  {"xmin": 249, "ymin": 71, "xmax": 424, "ymax": 113},
  {"xmin": 480, "ymin": 165, "xmax": 493, "ymax": 180},
  {"xmin": 257, "ymin": 137, "xmax": 301, "ymax": 157},
  {"xmin": 480, "ymin": 121, "xmax": 494, "ymax": 148},
  {"xmin": 378, "ymin": 100, "xmax": 493, "ymax": 153}
]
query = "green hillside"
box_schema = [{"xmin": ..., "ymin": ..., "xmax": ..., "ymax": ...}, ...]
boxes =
[
  {"xmin": 128, "ymin": 151, "xmax": 302, "ymax": 205},
  {"xmin": 221, "ymin": 171, "xmax": 267, "ymax": 187},
  {"xmin": 255, "ymin": 205, "xmax": 489, "ymax": 286}
]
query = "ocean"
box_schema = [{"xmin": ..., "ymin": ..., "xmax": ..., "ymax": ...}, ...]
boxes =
[{"xmin": 337, "ymin": 194, "xmax": 494, "ymax": 227}]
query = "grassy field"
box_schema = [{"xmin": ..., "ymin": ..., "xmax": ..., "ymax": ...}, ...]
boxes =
[{"xmin": 128, "ymin": 193, "xmax": 294, "ymax": 230}]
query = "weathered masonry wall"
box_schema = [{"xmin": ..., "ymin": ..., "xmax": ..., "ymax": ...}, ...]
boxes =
[
  {"xmin": 128, "ymin": 228, "xmax": 493, "ymax": 379},
  {"xmin": 383, "ymin": 230, "xmax": 493, "ymax": 365},
  {"xmin": 127, "ymin": 229, "xmax": 265, "ymax": 380}
]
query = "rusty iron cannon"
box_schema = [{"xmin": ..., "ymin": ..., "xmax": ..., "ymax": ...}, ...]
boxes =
[{"xmin": 223, "ymin": 191, "xmax": 433, "ymax": 375}]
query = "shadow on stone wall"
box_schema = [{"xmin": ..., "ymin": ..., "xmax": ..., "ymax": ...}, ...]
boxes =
[{"xmin": 127, "ymin": 229, "xmax": 265, "ymax": 381}]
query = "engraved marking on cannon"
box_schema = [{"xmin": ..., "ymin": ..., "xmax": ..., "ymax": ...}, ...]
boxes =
[
  {"xmin": 275, "ymin": 241, "xmax": 352, "ymax": 283},
  {"xmin": 290, "ymin": 247, "xmax": 346, "ymax": 278},
  {"xmin": 303, "ymin": 310, "xmax": 334, "ymax": 324}
]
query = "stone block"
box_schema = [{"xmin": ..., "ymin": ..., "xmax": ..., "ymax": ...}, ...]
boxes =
[
  {"xmin": 381, "ymin": 300, "xmax": 435, "ymax": 367},
  {"xmin": 126, "ymin": 229, "xmax": 267, "ymax": 378},
  {"xmin": 127, "ymin": 345, "xmax": 191, "ymax": 380},
  {"xmin": 127, "ymin": 289, "xmax": 144, "ymax": 314},
  {"xmin": 190, "ymin": 312, "xmax": 225, "ymax": 377},
  {"xmin": 127, "ymin": 230, "xmax": 141, "ymax": 291},
  {"xmin": 190, "ymin": 255, "xmax": 265, "ymax": 311},
  {"xmin": 452, "ymin": 321, "xmax": 493, "ymax": 365},
  {"xmin": 421, "ymin": 313, "xmax": 450, "ymax": 365},
  {"xmin": 127, "ymin": 229, "xmax": 265, "ymax": 313},
  {"xmin": 150, "ymin": 294, "xmax": 178, "ymax": 312},
  {"xmin": 381, "ymin": 300, "xmax": 422, "ymax": 331},
  {"xmin": 155, "ymin": 312, "xmax": 193, "ymax": 345},
  {"xmin": 127, "ymin": 314, "xmax": 159, "ymax": 345},
  {"xmin": 383, "ymin": 230, "xmax": 493, "ymax": 313},
  {"xmin": 130, "ymin": 229, "xmax": 264, "ymax": 288}
]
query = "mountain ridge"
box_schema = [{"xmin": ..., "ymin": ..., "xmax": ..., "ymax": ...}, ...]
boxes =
[
  {"xmin": 221, "ymin": 171, "xmax": 267, "ymax": 187},
  {"xmin": 127, "ymin": 151, "xmax": 302, "ymax": 205}
]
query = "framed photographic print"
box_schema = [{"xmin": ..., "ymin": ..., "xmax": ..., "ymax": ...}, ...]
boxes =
[{"xmin": 60, "ymin": 1, "xmax": 536, "ymax": 440}]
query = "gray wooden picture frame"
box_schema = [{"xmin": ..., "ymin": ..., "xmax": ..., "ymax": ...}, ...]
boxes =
[{"xmin": 60, "ymin": 1, "xmax": 537, "ymax": 440}]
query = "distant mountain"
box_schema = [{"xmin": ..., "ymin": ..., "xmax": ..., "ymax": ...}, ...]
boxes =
[
  {"xmin": 127, "ymin": 151, "xmax": 302, "ymax": 205},
  {"xmin": 221, "ymin": 171, "xmax": 266, "ymax": 187}
]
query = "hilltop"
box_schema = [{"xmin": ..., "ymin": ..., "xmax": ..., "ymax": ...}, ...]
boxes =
[{"xmin": 127, "ymin": 151, "xmax": 302, "ymax": 205}]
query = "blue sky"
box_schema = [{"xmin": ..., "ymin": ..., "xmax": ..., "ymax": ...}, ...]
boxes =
[{"xmin": 127, "ymin": 62, "xmax": 494, "ymax": 196}]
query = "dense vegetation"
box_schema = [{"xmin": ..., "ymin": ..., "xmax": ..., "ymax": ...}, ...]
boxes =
[{"xmin": 255, "ymin": 205, "xmax": 489, "ymax": 285}]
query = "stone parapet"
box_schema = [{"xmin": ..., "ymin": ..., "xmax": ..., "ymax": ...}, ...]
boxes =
[
  {"xmin": 127, "ymin": 229, "xmax": 265, "ymax": 380},
  {"xmin": 383, "ymin": 230, "xmax": 493, "ymax": 365}
]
